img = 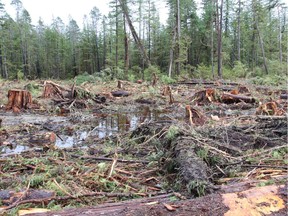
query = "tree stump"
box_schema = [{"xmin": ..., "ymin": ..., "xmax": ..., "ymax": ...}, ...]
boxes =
[{"xmin": 5, "ymin": 89, "xmax": 32, "ymax": 113}]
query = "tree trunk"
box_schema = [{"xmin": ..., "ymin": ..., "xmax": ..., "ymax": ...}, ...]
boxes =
[
  {"xmin": 115, "ymin": 0, "xmax": 119, "ymax": 68},
  {"xmin": 102, "ymin": 18, "xmax": 107, "ymax": 69},
  {"xmin": 118, "ymin": 0, "xmax": 151, "ymax": 67},
  {"xmin": 176, "ymin": 0, "xmax": 181, "ymax": 75},
  {"xmin": 0, "ymin": 44, "xmax": 4, "ymax": 79},
  {"xmin": 3, "ymin": 52, "xmax": 8, "ymax": 79},
  {"xmin": 148, "ymin": 0, "xmax": 151, "ymax": 60},
  {"xmin": 217, "ymin": 0, "xmax": 223, "ymax": 78},
  {"xmin": 24, "ymin": 185, "xmax": 285, "ymax": 216},
  {"xmin": 256, "ymin": 22, "xmax": 268, "ymax": 74},
  {"xmin": 237, "ymin": 0, "xmax": 241, "ymax": 61},
  {"xmin": 211, "ymin": 0, "xmax": 215, "ymax": 78},
  {"xmin": 278, "ymin": 7, "xmax": 282, "ymax": 64},
  {"xmin": 168, "ymin": 28, "xmax": 177, "ymax": 78},
  {"xmin": 224, "ymin": 0, "xmax": 229, "ymax": 37},
  {"xmin": 123, "ymin": 14, "xmax": 129, "ymax": 76},
  {"xmin": 286, "ymin": 8, "xmax": 288, "ymax": 74}
]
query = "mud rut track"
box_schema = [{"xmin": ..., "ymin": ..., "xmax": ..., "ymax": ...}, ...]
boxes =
[{"xmin": 0, "ymin": 79, "xmax": 287, "ymax": 215}]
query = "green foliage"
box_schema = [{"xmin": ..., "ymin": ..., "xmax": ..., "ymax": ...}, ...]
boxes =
[
  {"xmin": 45, "ymin": 181, "xmax": 67, "ymax": 196},
  {"xmin": 114, "ymin": 67, "xmax": 125, "ymax": 80},
  {"xmin": 0, "ymin": 0, "xmax": 286, "ymax": 86},
  {"xmin": 187, "ymin": 180, "xmax": 207, "ymax": 197},
  {"xmin": 249, "ymin": 74, "xmax": 286, "ymax": 86},
  {"xmin": 47, "ymin": 200, "xmax": 62, "ymax": 210},
  {"xmin": 144, "ymin": 65, "xmax": 161, "ymax": 81},
  {"xmin": 30, "ymin": 174, "xmax": 46, "ymax": 187},
  {"xmin": 148, "ymin": 86, "xmax": 159, "ymax": 96},
  {"xmin": 268, "ymin": 60, "xmax": 287, "ymax": 76},
  {"xmin": 232, "ymin": 61, "xmax": 247, "ymax": 78},
  {"xmin": 196, "ymin": 148, "xmax": 209, "ymax": 161},
  {"xmin": 16, "ymin": 70, "xmax": 24, "ymax": 80},
  {"xmin": 165, "ymin": 125, "xmax": 179, "ymax": 140},
  {"xmin": 257, "ymin": 179, "xmax": 275, "ymax": 187},
  {"xmin": 147, "ymin": 150, "xmax": 165, "ymax": 161},
  {"xmin": 160, "ymin": 75, "xmax": 176, "ymax": 84},
  {"xmin": 75, "ymin": 72, "xmax": 100, "ymax": 85},
  {"xmin": 127, "ymin": 73, "xmax": 136, "ymax": 82},
  {"xmin": 195, "ymin": 63, "xmax": 213, "ymax": 79},
  {"xmin": 99, "ymin": 178, "xmax": 117, "ymax": 190},
  {"xmin": 97, "ymin": 162, "xmax": 108, "ymax": 173},
  {"xmin": 24, "ymin": 83, "xmax": 40, "ymax": 97}
]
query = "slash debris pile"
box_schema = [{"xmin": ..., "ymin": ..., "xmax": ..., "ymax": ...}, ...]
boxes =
[{"xmin": 0, "ymin": 79, "xmax": 287, "ymax": 215}]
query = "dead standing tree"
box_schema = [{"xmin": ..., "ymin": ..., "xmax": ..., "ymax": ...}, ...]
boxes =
[{"xmin": 118, "ymin": 0, "xmax": 151, "ymax": 68}]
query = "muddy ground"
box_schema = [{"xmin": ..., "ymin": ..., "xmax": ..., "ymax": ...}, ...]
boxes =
[{"xmin": 0, "ymin": 79, "xmax": 287, "ymax": 215}]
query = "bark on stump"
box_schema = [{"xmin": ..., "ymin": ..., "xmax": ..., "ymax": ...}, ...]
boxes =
[{"xmin": 5, "ymin": 89, "xmax": 32, "ymax": 113}]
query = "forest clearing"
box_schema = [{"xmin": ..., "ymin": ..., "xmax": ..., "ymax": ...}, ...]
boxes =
[
  {"xmin": 0, "ymin": 77, "xmax": 287, "ymax": 215},
  {"xmin": 0, "ymin": 0, "xmax": 288, "ymax": 215}
]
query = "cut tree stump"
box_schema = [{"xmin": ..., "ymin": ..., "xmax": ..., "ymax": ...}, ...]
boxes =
[{"xmin": 5, "ymin": 89, "xmax": 32, "ymax": 113}]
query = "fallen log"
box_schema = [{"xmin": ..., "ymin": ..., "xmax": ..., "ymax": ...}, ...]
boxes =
[
  {"xmin": 177, "ymin": 79, "xmax": 239, "ymax": 86},
  {"xmin": 0, "ymin": 189, "xmax": 55, "ymax": 207},
  {"xmin": 221, "ymin": 93, "xmax": 256, "ymax": 104},
  {"xmin": 22, "ymin": 185, "xmax": 286, "ymax": 216},
  {"xmin": 28, "ymin": 132, "xmax": 57, "ymax": 146},
  {"xmin": 71, "ymin": 155, "xmax": 150, "ymax": 164},
  {"xmin": 280, "ymin": 94, "xmax": 288, "ymax": 100},
  {"xmin": 111, "ymin": 90, "xmax": 130, "ymax": 97},
  {"xmin": 135, "ymin": 98, "xmax": 156, "ymax": 104}
]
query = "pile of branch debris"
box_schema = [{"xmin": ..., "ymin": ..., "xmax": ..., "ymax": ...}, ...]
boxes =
[{"xmin": 42, "ymin": 81, "xmax": 106, "ymax": 109}]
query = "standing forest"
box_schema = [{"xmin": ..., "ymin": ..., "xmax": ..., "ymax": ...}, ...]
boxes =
[{"xmin": 0, "ymin": 0, "xmax": 287, "ymax": 83}]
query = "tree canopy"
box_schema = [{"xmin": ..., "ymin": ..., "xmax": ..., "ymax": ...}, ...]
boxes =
[{"xmin": 0, "ymin": 0, "xmax": 287, "ymax": 81}]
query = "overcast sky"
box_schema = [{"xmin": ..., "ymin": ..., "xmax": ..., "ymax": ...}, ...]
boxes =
[{"xmin": 2, "ymin": 0, "xmax": 168, "ymax": 28}]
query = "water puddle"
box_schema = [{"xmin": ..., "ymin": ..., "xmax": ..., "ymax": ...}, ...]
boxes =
[
  {"xmin": 1, "ymin": 106, "xmax": 172, "ymax": 155},
  {"xmin": 56, "ymin": 106, "xmax": 172, "ymax": 147}
]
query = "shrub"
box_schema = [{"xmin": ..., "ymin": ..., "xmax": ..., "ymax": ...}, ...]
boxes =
[
  {"xmin": 161, "ymin": 75, "xmax": 176, "ymax": 84},
  {"xmin": 75, "ymin": 72, "xmax": 97, "ymax": 85},
  {"xmin": 144, "ymin": 65, "xmax": 161, "ymax": 81},
  {"xmin": 195, "ymin": 63, "xmax": 213, "ymax": 79},
  {"xmin": 232, "ymin": 61, "xmax": 247, "ymax": 78},
  {"xmin": 127, "ymin": 73, "xmax": 136, "ymax": 82},
  {"xmin": 16, "ymin": 70, "xmax": 24, "ymax": 80}
]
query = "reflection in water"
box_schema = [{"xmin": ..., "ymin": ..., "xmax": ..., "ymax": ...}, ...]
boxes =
[
  {"xmin": 2, "ymin": 107, "xmax": 170, "ymax": 154},
  {"xmin": 87, "ymin": 106, "xmax": 165, "ymax": 139},
  {"xmin": 56, "ymin": 136, "xmax": 74, "ymax": 148},
  {"xmin": 1, "ymin": 145, "xmax": 29, "ymax": 154}
]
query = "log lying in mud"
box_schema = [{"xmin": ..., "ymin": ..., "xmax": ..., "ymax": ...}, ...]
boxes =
[
  {"xmin": 280, "ymin": 94, "xmax": 288, "ymax": 100},
  {"xmin": 177, "ymin": 79, "xmax": 239, "ymax": 86},
  {"xmin": 5, "ymin": 89, "xmax": 32, "ymax": 113},
  {"xmin": 111, "ymin": 90, "xmax": 130, "ymax": 97},
  {"xmin": 28, "ymin": 132, "xmax": 57, "ymax": 146},
  {"xmin": 221, "ymin": 93, "xmax": 256, "ymax": 104},
  {"xmin": 23, "ymin": 185, "xmax": 286, "ymax": 216}
]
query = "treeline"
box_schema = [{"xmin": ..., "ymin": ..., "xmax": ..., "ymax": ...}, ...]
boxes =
[{"xmin": 0, "ymin": 0, "xmax": 287, "ymax": 82}]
